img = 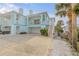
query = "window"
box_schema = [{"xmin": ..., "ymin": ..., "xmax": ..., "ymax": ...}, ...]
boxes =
[{"xmin": 34, "ymin": 20, "xmax": 40, "ymax": 24}]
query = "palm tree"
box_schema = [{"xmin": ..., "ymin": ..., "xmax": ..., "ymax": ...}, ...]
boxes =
[
  {"xmin": 55, "ymin": 20, "xmax": 64, "ymax": 36},
  {"xmin": 56, "ymin": 3, "xmax": 78, "ymax": 50}
]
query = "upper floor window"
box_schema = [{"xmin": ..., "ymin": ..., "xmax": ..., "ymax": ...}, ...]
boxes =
[{"xmin": 34, "ymin": 20, "xmax": 40, "ymax": 24}]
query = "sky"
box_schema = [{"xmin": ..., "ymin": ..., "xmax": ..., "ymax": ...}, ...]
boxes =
[
  {"xmin": 0, "ymin": 3, "xmax": 78, "ymax": 25},
  {"xmin": 0, "ymin": 3, "xmax": 56, "ymax": 17}
]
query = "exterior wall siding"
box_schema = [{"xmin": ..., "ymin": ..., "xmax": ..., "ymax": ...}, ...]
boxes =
[{"xmin": 0, "ymin": 11, "xmax": 54, "ymax": 34}]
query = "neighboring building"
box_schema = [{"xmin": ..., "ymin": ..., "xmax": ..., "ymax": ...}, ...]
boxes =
[{"xmin": 0, "ymin": 8, "xmax": 55, "ymax": 34}]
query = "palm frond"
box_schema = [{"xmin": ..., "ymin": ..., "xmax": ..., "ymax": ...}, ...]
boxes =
[
  {"xmin": 74, "ymin": 4, "xmax": 79, "ymax": 15},
  {"xmin": 56, "ymin": 3, "xmax": 71, "ymax": 17},
  {"xmin": 56, "ymin": 10, "xmax": 67, "ymax": 17}
]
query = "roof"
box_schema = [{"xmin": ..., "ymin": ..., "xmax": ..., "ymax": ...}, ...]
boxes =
[
  {"xmin": 0, "ymin": 10, "xmax": 26, "ymax": 18},
  {"xmin": 27, "ymin": 11, "xmax": 50, "ymax": 19},
  {"xmin": 0, "ymin": 10, "xmax": 50, "ymax": 19}
]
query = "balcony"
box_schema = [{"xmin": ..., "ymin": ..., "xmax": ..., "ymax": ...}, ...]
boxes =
[{"xmin": 28, "ymin": 24, "xmax": 47, "ymax": 27}]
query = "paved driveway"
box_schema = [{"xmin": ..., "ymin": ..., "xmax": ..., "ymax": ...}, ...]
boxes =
[
  {"xmin": 50, "ymin": 37, "xmax": 73, "ymax": 56},
  {"xmin": 0, "ymin": 34, "xmax": 52, "ymax": 56}
]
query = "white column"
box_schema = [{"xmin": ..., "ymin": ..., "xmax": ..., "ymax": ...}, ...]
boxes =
[
  {"xmin": 11, "ymin": 25, "xmax": 16, "ymax": 35},
  {"xmin": 0, "ymin": 16, "xmax": 1, "ymax": 31},
  {"xmin": 40, "ymin": 14, "xmax": 43, "ymax": 24},
  {"xmin": 27, "ymin": 16, "xmax": 29, "ymax": 25},
  {"xmin": 1, "ymin": 16, "xmax": 3, "ymax": 31},
  {"xmin": 11, "ymin": 12, "xmax": 16, "ymax": 35},
  {"xmin": 26, "ymin": 16, "xmax": 29, "ymax": 33},
  {"xmin": 40, "ymin": 14, "xmax": 44, "ymax": 29},
  {"xmin": 45, "ymin": 14, "xmax": 47, "ymax": 21}
]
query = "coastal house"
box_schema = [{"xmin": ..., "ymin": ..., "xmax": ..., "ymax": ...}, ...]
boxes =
[{"xmin": 0, "ymin": 8, "xmax": 55, "ymax": 35}]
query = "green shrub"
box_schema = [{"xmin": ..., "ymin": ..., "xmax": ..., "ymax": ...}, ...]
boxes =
[{"xmin": 40, "ymin": 28, "xmax": 48, "ymax": 36}]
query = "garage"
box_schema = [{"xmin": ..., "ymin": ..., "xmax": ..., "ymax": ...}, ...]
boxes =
[{"xmin": 29, "ymin": 27, "xmax": 41, "ymax": 34}]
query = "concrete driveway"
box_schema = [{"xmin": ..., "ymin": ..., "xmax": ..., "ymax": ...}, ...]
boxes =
[
  {"xmin": 50, "ymin": 37, "xmax": 73, "ymax": 56},
  {"xmin": 0, "ymin": 34, "xmax": 52, "ymax": 56}
]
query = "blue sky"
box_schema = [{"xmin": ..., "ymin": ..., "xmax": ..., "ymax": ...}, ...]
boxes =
[
  {"xmin": 14, "ymin": 3, "xmax": 56, "ymax": 17},
  {"xmin": 0, "ymin": 3, "xmax": 78, "ymax": 25},
  {"xmin": 0, "ymin": 3, "xmax": 56, "ymax": 17}
]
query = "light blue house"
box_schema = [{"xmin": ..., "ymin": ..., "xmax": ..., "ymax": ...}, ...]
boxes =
[{"xmin": 0, "ymin": 8, "xmax": 55, "ymax": 34}]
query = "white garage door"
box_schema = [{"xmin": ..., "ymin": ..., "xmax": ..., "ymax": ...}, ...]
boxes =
[{"xmin": 31, "ymin": 27, "xmax": 40, "ymax": 34}]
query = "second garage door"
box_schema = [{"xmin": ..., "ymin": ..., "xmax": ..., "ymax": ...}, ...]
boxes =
[{"xmin": 30, "ymin": 27, "xmax": 41, "ymax": 34}]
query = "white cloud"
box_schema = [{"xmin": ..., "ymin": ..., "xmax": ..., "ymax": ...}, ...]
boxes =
[
  {"xmin": 0, "ymin": 3, "xmax": 18, "ymax": 14},
  {"xmin": 49, "ymin": 14, "xmax": 55, "ymax": 18}
]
